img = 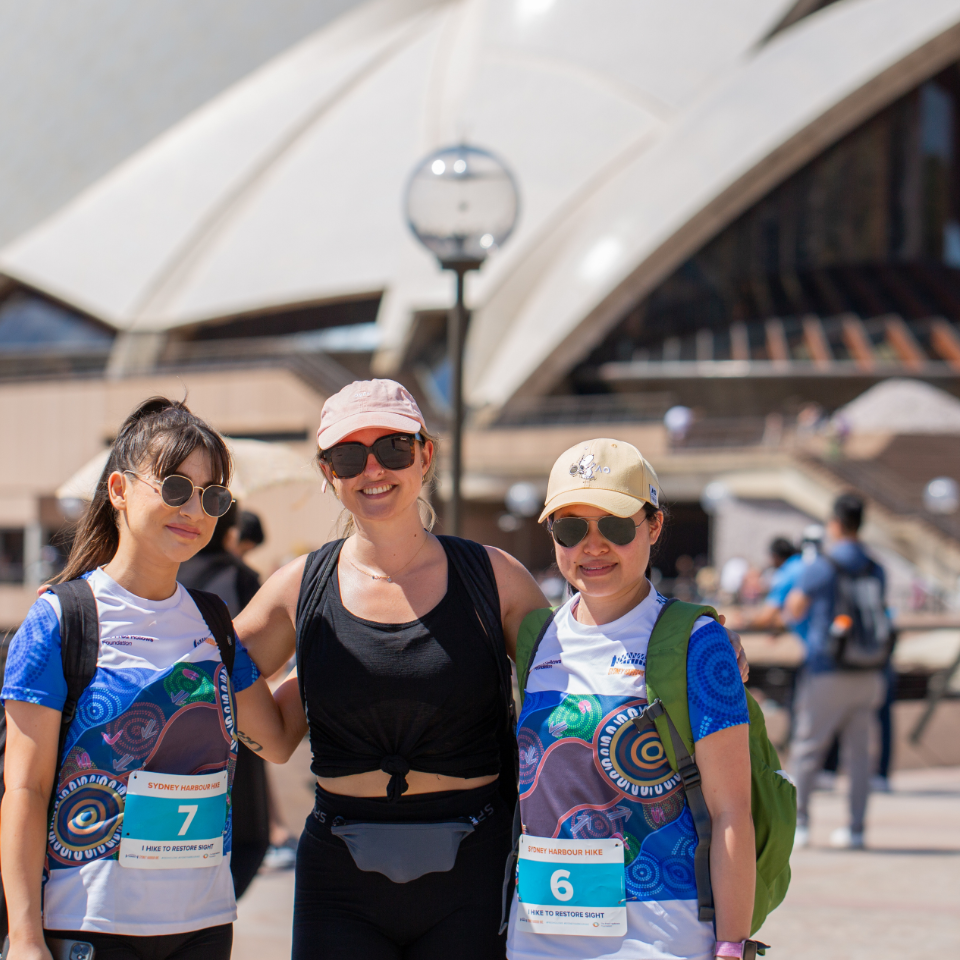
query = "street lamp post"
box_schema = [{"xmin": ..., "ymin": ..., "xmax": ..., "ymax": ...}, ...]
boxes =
[{"xmin": 405, "ymin": 144, "xmax": 519, "ymax": 536}]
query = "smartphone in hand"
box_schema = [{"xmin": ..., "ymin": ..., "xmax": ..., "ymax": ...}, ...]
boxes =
[{"xmin": 1, "ymin": 936, "xmax": 95, "ymax": 960}]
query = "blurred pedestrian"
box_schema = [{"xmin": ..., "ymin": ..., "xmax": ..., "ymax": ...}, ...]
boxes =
[
  {"xmin": 785, "ymin": 494, "xmax": 888, "ymax": 850},
  {"xmin": 671, "ymin": 553, "xmax": 698, "ymax": 601},
  {"xmin": 233, "ymin": 510, "xmax": 265, "ymax": 559},
  {"xmin": 179, "ymin": 502, "xmax": 260, "ymax": 616},
  {"xmin": 739, "ymin": 538, "xmax": 804, "ymax": 634},
  {"xmin": 179, "ymin": 502, "xmax": 270, "ymax": 897}
]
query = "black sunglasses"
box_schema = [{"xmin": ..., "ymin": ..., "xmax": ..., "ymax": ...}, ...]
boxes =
[
  {"xmin": 319, "ymin": 432, "xmax": 422, "ymax": 480},
  {"xmin": 125, "ymin": 472, "xmax": 234, "ymax": 519},
  {"xmin": 548, "ymin": 515, "xmax": 646, "ymax": 548}
]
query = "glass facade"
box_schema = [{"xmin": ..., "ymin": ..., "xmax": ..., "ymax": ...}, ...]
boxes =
[{"xmin": 576, "ymin": 67, "xmax": 960, "ymax": 373}]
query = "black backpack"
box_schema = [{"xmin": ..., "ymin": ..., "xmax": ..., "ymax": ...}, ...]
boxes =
[{"xmin": 827, "ymin": 556, "xmax": 894, "ymax": 669}]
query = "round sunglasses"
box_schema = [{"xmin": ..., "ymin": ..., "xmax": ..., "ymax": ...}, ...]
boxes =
[
  {"xmin": 125, "ymin": 472, "xmax": 234, "ymax": 518},
  {"xmin": 319, "ymin": 432, "xmax": 422, "ymax": 480},
  {"xmin": 548, "ymin": 514, "xmax": 647, "ymax": 548}
]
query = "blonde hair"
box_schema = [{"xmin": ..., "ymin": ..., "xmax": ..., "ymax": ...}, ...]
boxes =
[{"xmin": 317, "ymin": 428, "xmax": 439, "ymax": 537}]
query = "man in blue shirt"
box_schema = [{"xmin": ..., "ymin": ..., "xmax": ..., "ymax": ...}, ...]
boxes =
[
  {"xmin": 785, "ymin": 494, "xmax": 886, "ymax": 850},
  {"xmin": 738, "ymin": 536, "xmax": 813, "ymax": 638}
]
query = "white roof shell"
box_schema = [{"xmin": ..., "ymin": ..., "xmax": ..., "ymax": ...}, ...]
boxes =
[
  {"xmin": 2, "ymin": 0, "xmax": 960, "ymax": 413},
  {"xmin": 834, "ymin": 379, "xmax": 960, "ymax": 434}
]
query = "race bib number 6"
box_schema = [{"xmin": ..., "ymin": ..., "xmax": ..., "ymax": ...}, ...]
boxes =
[
  {"xmin": 516, "ymin": 835, "xmax": 626, "ymax": 937},
  {"xmin": 120, "ymin": 770, "xmax": 227, "ymax": 870}
]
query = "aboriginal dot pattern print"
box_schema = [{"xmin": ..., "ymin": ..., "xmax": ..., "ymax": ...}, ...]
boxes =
[{"xmin": 517, "ymin": 618, "xmax": 747, "ymax": 903}]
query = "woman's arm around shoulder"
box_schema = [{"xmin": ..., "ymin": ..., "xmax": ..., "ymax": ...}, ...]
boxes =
[
  {"xmin": 234, "ymin": 674, "xmax": 307, "ymax": 765},
  {"xmin": 484, "ymin": 546, "xmax": 550, "ymax": 662},
  {"xmin": 233, "ymin": 554, "xmax": 308, "ymax": 677}
]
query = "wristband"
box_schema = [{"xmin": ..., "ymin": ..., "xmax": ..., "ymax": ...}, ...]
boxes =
[{"xmin": 715, "ymin": 940, "xmax": 769, "ymax": 959}]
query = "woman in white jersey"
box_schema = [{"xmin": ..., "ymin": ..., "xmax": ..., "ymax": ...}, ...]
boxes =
[
  {"xmin": 1, "ymin": 398, "xmax": 306, "ymax": 960},
  {"xmin": 508, "ymin": 439, "xmax": 755, "ymax": 960}
]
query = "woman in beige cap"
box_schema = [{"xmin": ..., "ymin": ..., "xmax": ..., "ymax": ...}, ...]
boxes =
[
  {"xmin": 506, "ymin": 439, "xmax": 755, "ymax": 960},
  {"xmin": 235, "ymin": 379, "xmax": 548, "ymax": 960}
]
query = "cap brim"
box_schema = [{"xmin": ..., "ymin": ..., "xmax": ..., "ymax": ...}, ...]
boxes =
[
  {"xmin": 538, "ymin": 488, "xmax": 647, "ymax": 524},
  {"xmin": 317, "ymin": 412, "xmax": 423, "ymax": 449}
]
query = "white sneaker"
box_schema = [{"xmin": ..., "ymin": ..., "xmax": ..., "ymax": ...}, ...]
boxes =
[
  {"xmin": 871, "ymin": 775, "xmax": 891, "ymax": 793},
  {"xmin": 794, "ymin": 825, "xmax": 810, "ymax": 849},
  {"xmin": 814, "ymin": 771, "xmax": 837, "ymax": 791},
  {"xmin": 829, "ymin": 827, "xmax": 864, "ymax": 849},
  {"xmin": 262, "ymin": 843, "xmax": 297, "ymax": 870}
]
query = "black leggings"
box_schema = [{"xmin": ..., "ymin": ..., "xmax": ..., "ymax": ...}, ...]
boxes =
[
  {"xmin": 293, "ymin": 782, "xmax": 512, "ymax": 960},
  {"xmin": 46, "ymin": 924, "xmax": 231, "ymax": 960}
]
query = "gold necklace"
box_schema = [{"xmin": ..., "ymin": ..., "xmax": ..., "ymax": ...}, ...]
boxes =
[{"xmin": 347, "ymin": 533, "xmax": 429, "ymax": 583}]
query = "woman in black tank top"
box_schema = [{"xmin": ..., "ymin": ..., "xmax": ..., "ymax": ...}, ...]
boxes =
[{"xmin": 234, "ymin": 380, "xmax": 551, "ymax": 960}]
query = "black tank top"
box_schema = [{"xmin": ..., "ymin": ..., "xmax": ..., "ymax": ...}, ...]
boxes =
[{"xmin": 298, "ymin": 538, "xmax": 502, "ymax": 801}]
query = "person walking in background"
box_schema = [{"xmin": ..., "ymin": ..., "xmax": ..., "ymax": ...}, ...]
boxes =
[
  {"xmin": 178, "ymin": 504, "xmax": 271, "ymax": 897},
  {"xmin": 233, "ymin": 511, "xmax": 265, "ymax": 560},
  {"xmin": 738, "ymin": 538, "xmax": 804, "ymax": 634},
  {"xmin": 179, "ymin": 503, "xmax": 260, "ymax": 616},
  {"xmin": 785, "ymin": 494, "xmax": 889, "ymax": 850},
  {"xmin": 220, "ymin": 507, "xmax": 301, "ymax": 870}
]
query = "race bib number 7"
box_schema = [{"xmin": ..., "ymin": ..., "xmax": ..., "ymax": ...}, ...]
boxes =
[
  {"xmin": 516, "ymin": 835, "xmax": 626, "ymax": 937},
  {"xmin": 120, "ymin": 770, "xmax": 227, "ymax": 869}
]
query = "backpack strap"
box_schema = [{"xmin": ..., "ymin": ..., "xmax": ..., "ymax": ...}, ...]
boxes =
[
  {"xmin": 186, "ymin": 588, "xmax": 235, "ymax": 676},
  {"xmin": 294, "ymin": 540, "xmax": 346, "ymax": 709},
  {"xmin": 635, "ymin": 597, "xmax": 720, "ymax": 924},
  {"xmin": 436, "ymin": 537, "xmax": 505, "ymax": 657},
  {"xmin": 436, "ymin": 537, "xmax": 517, "ymax": 790},
  {"xmin": 46, "ymin": 580, "xmax": 101, "ymax": 805},
  {"xmin": 635, "ymin": 698, "xmax": 714, "ymax": 922},
  {"xmin": 499, "ymin": 605, "xmax": 555, "ymax": 933},
  {"xmin": 515, "ymin": 608, "xmax": 555, "ymax": 707}
]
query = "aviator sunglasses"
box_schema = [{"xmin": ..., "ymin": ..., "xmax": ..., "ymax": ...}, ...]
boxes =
[
  {"xmin": 319, "ymin": 432, "xmax": 422, "ymax": 479},
  {"xmin": 124, "ymin": 471, "xmax": 235, "ymax": 518},
  {"xmin": 549, "ymin": 514, "xmax": 647, "ymax": 548}
]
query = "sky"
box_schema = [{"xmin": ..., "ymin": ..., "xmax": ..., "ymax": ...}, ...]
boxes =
[{"xmin": 0, "ymin": 0, "xmax": 362, "ymax": 247}]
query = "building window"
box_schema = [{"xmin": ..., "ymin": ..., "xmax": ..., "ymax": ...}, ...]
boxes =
[
  {"xmin": 575, "ymin": 64, "xmax": 960, "ymax": 375},
  {"xmin": 0, "ymin": 529, "xmax": 25, "ymax": 584}
]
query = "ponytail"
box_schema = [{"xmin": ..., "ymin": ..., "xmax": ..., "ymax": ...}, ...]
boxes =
[{"xmin": 55, "ymin": 397, "xmax": 232, "ymax": 583}]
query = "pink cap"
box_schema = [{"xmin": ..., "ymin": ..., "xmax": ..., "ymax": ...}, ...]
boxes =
[{"xmin": 316, "ymin": 379, "xmax": 426, "ymax": 449}]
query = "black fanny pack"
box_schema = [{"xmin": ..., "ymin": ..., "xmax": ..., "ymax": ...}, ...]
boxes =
[
  {"xmin": 331, "ymin": 819, "xmax": 476, "ymax": 883},
  {"xmin": 313, "ymin": 781, "xmax": 505, "ymax": 884}
]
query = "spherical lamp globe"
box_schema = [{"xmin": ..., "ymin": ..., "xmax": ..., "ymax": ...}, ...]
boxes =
[{"xmin": 404, "ymin": 145, "xmax": 519, "ymax": 266}]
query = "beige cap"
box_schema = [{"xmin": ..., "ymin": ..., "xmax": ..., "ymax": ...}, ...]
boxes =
[{"xmin": 538, "ymin": 438, "xmax": 661, "ymax": 523}]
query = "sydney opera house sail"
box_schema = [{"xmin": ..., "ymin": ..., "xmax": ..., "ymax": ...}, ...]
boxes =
[{"xmin": 0, "ymin": 0, "xmax": 959, "ymax": 422}]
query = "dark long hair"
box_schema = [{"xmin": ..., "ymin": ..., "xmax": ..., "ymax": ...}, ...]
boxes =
[{"xmin": 55, "ymin": 397, "xmax": 232, "ymax": 583}]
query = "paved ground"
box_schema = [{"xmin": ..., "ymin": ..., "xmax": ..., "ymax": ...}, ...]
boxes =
[
  {"xmin": 233, "ymin": 766, "xmax": 960, "ymax": 959},
  {"xmin": 754, "ymin": 766, "xmax": 960, "ymax": 959}
]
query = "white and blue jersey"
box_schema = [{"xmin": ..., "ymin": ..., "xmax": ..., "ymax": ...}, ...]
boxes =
[
  {"xmin": 1, "ymin": 567, "xmax": 259, "ymax": 935},
  {"xmin": 507, "ymin": 586, "xmax": 748, "ymax": 960}
]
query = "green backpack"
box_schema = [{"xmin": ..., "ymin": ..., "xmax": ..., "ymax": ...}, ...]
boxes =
[{"xmin": 515, "ymin": 598, "xmax": 796, "ymax": 936}]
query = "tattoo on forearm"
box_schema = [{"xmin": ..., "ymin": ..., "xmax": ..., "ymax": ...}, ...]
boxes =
[{"xmin": 236, "ymin": 730, "xmax": 264, "ymax": 752}]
